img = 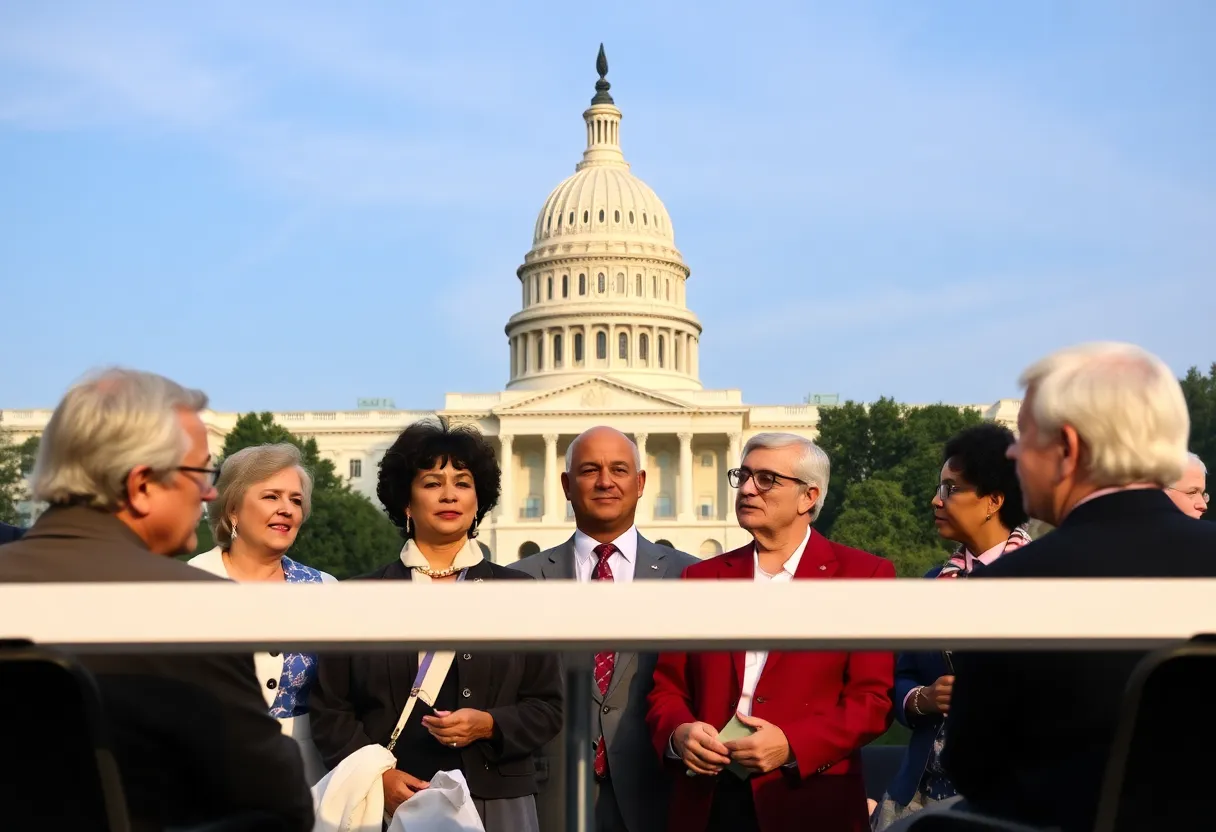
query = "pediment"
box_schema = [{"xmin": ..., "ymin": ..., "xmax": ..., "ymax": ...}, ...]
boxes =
[{"xmin": 496, "ymin": 378, "xmax": 693, "ymax": 414}]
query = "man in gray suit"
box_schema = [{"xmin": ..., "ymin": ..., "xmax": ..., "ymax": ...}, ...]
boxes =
[{"xmin": 512, "ymin": 426, "xmax": 697, "ymax": 832}]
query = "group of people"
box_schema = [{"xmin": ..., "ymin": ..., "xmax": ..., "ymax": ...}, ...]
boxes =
[{"xmin": 0, "ymin": 339, "xmax": 1211, "ymax": 832}]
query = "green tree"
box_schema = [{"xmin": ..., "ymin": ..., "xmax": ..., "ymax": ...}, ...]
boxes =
[
  {"xmin": 0, "ymin": 428, "xmax": 25, "ymax": 524},
  {"xmin": 18, "ymin": 436, "xmax": 39, "ymax": 477},
  {"xmin": 1181, "ymin": 364, "xmax": 1216, "ymax": 524},
  {"xmin": 208, "ymin": 412, "xmax": 401, "ymax": 578},
  {"xmin": 830, "ymin": 478, "xmax": 944, "ymax": 577}
]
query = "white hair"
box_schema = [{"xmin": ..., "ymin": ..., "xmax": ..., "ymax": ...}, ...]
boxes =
[
  {"xmin": 1018, "ymin": 342, "xmax": 1189, "ymax": 488},
  {"xmin": 210, "ymin": 443, "xmax": 313, "ymax": 549},
  {"xmin": 564, "ymin": 428, "xmax": 642, "ymax": 472},
  {"xmin": 32, "ymin": 368, "xmax": 209, "ymax": 510},
  {"xmin": 1186, "ymin": 452, "xmax": 1207, "ymax": 476},
  {"xmin": 740, "ymin": 432, "xmax": 831, "ymax": 521}
]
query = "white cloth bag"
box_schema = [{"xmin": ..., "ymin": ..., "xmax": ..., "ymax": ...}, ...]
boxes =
[
  {"xmin": 388, "ymin": 770, "xmax": 485, "ymax": 832},
  {"xmin": 310, "ymin": 744, "xmax": 396, "ymax": 832}
]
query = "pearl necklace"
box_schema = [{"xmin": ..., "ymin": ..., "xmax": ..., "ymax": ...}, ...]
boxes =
[{"xmin": 412, "ymin": 564, "xmax": 463, "ymax": 579}]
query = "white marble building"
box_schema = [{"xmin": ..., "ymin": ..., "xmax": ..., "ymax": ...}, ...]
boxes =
[{"xmin": 0, "ymin": 49, "xmax": 1021, "ymax": 561}]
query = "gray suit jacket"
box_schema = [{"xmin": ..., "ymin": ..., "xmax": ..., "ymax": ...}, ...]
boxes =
[
  {"xmin": 511, "ymin": 531, "xmax": 697, "ymax": 832},
  {"xmin": 0, "ymin": 506, "xmax": 314, "ymax": 831}
]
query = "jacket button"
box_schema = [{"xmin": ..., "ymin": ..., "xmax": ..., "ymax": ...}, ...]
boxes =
[
  {"xmin": 602, "ymin": 705, "xmax": 611, "ymax": 714},
  {"xmin": 266, "ymin": 679, "xmax": 277, "ymax": 690},
  {"xmin": 755, "ymin": 696, "xmax": 767, "ymax": 705},
  {"xmin": 462, "ymin": 688, "xmax": 472, "ymax": 698},
  {"xmin": 269, "ymin": 651, "xmax": 280, "ymax": 657},
  {"xmin": 463, "ymin": 653, "xmax": 472, "ymax": 661}
]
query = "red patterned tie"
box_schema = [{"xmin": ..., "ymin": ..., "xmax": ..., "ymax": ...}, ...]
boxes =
[{"xmin": 592, "ymin": 543, "xmax": 616, "ymax": 778}]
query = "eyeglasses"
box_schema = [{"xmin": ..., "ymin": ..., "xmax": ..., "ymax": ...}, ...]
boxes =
[
  {"xmin": 937, "ymin": 483, "xmax": 976, "ymax": 502},
  {"xmin": 727, "ymin": 467, "xmax": 807, "ymax": 492},
  {"xmin": 178, "ymin": 466, "xmax": 221, "ymax": 489},
  {"xmin": 1168, "ymin": 487, "xmax": 1210, "ymax": 503}
]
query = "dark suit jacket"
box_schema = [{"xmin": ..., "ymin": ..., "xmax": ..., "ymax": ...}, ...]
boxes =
[
  {"xmin": 647, "ymin": 531, "xmax": 895, "ymax": 832},
  {"xmin": 309, "ymin": 556, "xmax": 564, "ymax": 800},
  {"xmin": 943, "ymin": 489, "xmax": 1216, "ymax": 832},
  {"xmin": 0, "ymin": 506, "xmax": 314, "ymax": 832},
  {"xmin": 511, "ymin": 532, "xmax": 699, "ymax": 832},
  {"xmin": 0, "ymin": 522, "xmax": 24, "ymax": 544}
]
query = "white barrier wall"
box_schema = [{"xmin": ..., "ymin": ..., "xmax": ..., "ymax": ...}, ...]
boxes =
[{"xmin": 1, "ymin": 580, "xmax": 1214, "ymax": 653}]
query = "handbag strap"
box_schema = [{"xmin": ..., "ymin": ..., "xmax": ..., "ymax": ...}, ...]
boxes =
[{"xmin": 385, "ymin": 568, "xmax": 467, "ymax": 753}]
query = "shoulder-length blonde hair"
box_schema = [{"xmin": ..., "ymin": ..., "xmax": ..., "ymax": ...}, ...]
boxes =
[{"xmin": 209, "ymin": 443, "xmax": 314, "ymax": 549}]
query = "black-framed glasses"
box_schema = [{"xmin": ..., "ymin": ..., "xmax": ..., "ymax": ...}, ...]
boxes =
[
  {"xmin": 937, "ymin": 483, "xmax": 976, "ymax": 502},
  {"xmin": 727, "ymin": 467, "xmax": 807, "ymax": 492},
  {"xmin": 1168, "ymin": 487, "xmax": 1210, "ymax": 503},
  {"xmin": 178, "ymin": 466, "xmax": 221, "ymax": 488}
]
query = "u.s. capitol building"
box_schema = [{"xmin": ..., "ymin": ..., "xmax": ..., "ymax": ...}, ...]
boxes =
[{"xmin": 1, "ymin": 49, "xmax": 1020, "ymax": 562}]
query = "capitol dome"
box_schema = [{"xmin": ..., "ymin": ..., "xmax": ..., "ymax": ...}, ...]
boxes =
[{"xmin": 505, "ymin": 46, "xmax": 703, "ymax": 393}]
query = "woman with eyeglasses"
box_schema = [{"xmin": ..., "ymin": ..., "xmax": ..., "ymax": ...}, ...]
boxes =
[
  {"xmin": 872, "ymin": 423, "xmax": 1030, "ymax": 829},
  {"xmin": 188, "ymin": 442, "xmax": 335, "ymax": 785}
]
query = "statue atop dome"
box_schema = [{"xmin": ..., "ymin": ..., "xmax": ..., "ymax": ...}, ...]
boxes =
[{"xmin": 592, "ymin": 43, "xmax": 614, "ymax": 105}]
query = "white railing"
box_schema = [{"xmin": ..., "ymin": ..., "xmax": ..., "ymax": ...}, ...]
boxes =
[{"xmin": 2, "ymin": 580, "xmax": 1213, "ymax": 653}]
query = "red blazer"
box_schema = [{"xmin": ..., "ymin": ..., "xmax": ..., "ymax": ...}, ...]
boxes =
[{"xmin": 646, "ymin": 530, "xmax": 895, "ymax": 832}]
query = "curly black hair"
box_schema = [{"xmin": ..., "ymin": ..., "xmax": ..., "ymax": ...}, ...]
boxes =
[
  {"xmin": 377, "ymin": 417, "xmax": 501, "ymax": 540},
  {"xmin": 942, "ymin": 422, "xmax": 1029, "ymax": 530}
]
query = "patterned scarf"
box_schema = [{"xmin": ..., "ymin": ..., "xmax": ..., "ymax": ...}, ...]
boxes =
[{"xmin": 936, "ymin": 524, "xmax": 1031, "ymax": 579}]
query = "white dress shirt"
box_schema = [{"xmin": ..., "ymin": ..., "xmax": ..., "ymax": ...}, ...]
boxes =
[
  {"xmin": 736, "ymin": 526, "xmax": 811, "ymax": 716},
  {"xmin": 573, "ymin": 525, "xmax": 638, "ymax": 583}
]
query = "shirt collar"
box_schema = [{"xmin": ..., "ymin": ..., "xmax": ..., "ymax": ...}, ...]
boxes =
[
  {"xmin": 573, "ymin": 526, "xmax": 638, "ymax": 567},
  {"xmin": 399, "ymin": 537, "xmax": 484, "ymax": 570},
  {"xmin": 972, "ymin": 538, "xmax": 1007, "ymax": 567},
  {"xmin": 753, "ymin": 526, "xmax": 811, "ymax": 578}
]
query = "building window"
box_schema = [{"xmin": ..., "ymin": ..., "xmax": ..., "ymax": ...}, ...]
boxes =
[
  {"xmin": 643, "ymin": 212, "xmax": 648, "ymax": 226},
  {"xmin": 628, "ymin": 210, "xmax": 635, "ymax": 224},
  {"xmin": 640, "ymin": 333, "xmax": 649, "ymax": 362},
  {"xmin": 618, "ymin": 332, "xmax": 628, "ymax": 360},
  {"xmin": 522, "ymin": 338, "xmax": 529, "ymax": 372},
  {"xmin": 652, "ymin": 275, "xmax": 658, "ymax": 296},
  {"xmin": 349, "ymin": 458, "xmax": 363, "ymax": 479},
  {"xmin": 574, "ymin": 333, "xmax": 584, "ymax": 364},
  {"xmin": 583, "ymin": 210, "xmax": 589, "ymax": 223},
  {"xmin": 698, "ymin": 499, "xmax": 714, "ymax": 519},
  {"xmin": 579, "ymin": 273, "xmax": 586, "ymax": 295},
  {"xmin": 636, "ymin": 274, "xmax": 642, "ymax": 295},
  {"xmin": 598, "ymin": 273, "xmax": 606, "ymax": 294},
  {"xmin": 655, "ymin": 494, "xmax": 673, "ymax": 517},
  {"xmin": 658, "ymin": 335, "xmax": 666, "ymax": 368},
  {"xmin": 523, "ymin": 496, "xmax": 542, "ymax": 519},
  {"xmin": 598, "ymin": 209, "xmax": 605, "ymax": 222},
  {"xmin": 547, "ymin": 277, "xmax": 553, "ymax": 300},
  {"xmin": 614, "ymin": 209, "xmax": 621, "ymax": 223},
  {"xmin": 569, "ymin": 211, "xmax": 575, "ymax": 225},
  {"xmin": 666, "ymin": 279, "xmax": 671, "ymax": 300},
  {"xmin": 536, "ymin": 338, "xmax": 544, "ymax": 370},
  {"xmin": 700, "ymin": 453, "xmax": 714, "ymax": 468},
  {"xmin": 596, "ymin": 331, "xmax": 607, "ymax": 360},
  {"xmin": 615, "ymin": 273, "xmax": 624, "ymax": 293},
  {"xmin": 562, "ymin": 275, "xmax": 569, "ymax": 297},
  {"xmin": 554, "ymin": 333, "xmax": 564, "ymax": 367}
]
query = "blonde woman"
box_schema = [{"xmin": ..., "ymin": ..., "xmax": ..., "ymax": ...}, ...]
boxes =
[{"xmin": 189, "ymin": 442, "xmax": 335, "ymax": 784}]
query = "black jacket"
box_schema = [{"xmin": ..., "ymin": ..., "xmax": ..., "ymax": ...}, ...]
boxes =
[
  {"xmin": 309, "ymin": 556, "xmax": 564, "ymax": 800},
  {"xmin": 0, "ymin": 507, "xmax": 314, "ymax": 832},
  {"xmin": 943, "ymin": 489, "xmax": 1216, "ymax": 831}
]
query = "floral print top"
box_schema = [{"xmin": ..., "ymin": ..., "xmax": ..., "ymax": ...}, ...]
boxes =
[{"xmin": 269, "ymin": 556, "xmax": 326, "ymax": 719}]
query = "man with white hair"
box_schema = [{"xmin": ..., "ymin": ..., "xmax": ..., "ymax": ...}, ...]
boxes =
[
  {"xmin": 1166, "ymin": 452, "xmax": 1209, "ymax": 518},
  {"xmin": 647, "ymin": 432, "xmax": 895, "ymax": 831},
  {"xmin": 0, "ymin": 368, "xmax": 314, "ymax": 830},
  {"xmin": 942, "ymin": 343, "xmax": 1216, "ymax": 832}
]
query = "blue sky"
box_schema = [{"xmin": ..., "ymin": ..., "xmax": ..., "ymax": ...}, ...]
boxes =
[{"xmin": 1, "ymin": 1, "xmax": 1213, "ymax": 411}]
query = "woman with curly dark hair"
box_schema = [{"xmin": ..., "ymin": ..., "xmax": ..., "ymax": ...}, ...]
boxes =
[
  {"xmin": 309, "ymin": 418, "xmax": 562, "ymax": 831},
  {"xmin": 873, "ymin": 422, "xmax": 1031, "ymax": 829}
]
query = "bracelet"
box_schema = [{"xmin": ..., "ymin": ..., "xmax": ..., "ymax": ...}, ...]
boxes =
[{"xmin": 910, "ymin": 686, "xmax": 928, "ymax": 717}]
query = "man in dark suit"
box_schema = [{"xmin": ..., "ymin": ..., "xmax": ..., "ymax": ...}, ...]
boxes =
[
  {"xmin": 513, "ymin": 426, "xmax": 698, "ymax": 832},
  {"xmin": 943, "ymin": 342, "xmax": 1216, "ymax": 832},
  {"xmin": 0, "ymin": 368, "xmax": 313, "ymax": 831},
  {"xmin": 647, "ymin": 433, "xmax": 894, "ymax": 832},
  {"xmin": 0, "ymin": 521, "xmax": 24, "ymax": 544}
]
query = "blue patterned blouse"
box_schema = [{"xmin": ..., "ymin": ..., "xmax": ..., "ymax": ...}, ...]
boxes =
[{"xmin": 269, "ymin": 556, "xmax": 326, "ymax": 719}]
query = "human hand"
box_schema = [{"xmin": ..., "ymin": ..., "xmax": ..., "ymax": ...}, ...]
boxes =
[
  {"xmin": 382, "ymin": 769, "xmax": 428, "ymax": 815},
  {"xmin": 421, "ymin": 708, "xmax": 495, "ymax": 748},
  {"xmin": 724, "ymin": 712, "xmax": 791, "ymax": 774},
  {"xmin": 672, "ymin": 721, "xmax": 731, "ymax": 776}
]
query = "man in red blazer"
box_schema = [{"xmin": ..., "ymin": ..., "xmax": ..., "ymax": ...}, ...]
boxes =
[{"xmin": 647, "ymin": 432, "xmax": 895, "ymax": 831}]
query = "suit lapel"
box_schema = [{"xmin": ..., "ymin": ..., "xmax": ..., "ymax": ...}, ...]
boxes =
[
  {"xmin": 716, "ymin": 547, "xmax": 754, "ymax": 696},
  {"xmin": 762, "ymin": 531, "xmax": 837, "ymax": 678},
  {"xmin": 540, "ymin": 537, "xmax": 577, "ymax": 581}
]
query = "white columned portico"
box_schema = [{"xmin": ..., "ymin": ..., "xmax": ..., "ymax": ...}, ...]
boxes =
[
  {"xmin": 542, "ymin": 433, "xmax": 560, "ymax": 523},
  {"xmin": 678, "ymin": 432, "xmax": 694, "ymax": 522},
  {"xmin": 634, "ymin": 432, "xmax": 650, "ymax": 523},
  {"xmin": 499, "ymin": 435, "xmax": 515, "ymax": 521}
]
